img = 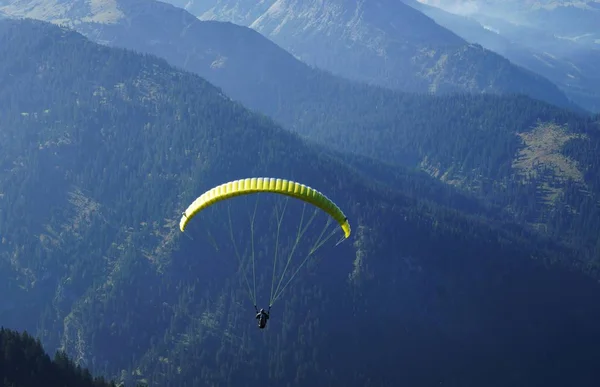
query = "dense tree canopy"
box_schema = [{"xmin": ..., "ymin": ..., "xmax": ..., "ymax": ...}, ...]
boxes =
[
  {"xmin": 0, "ymin": 18, "xmax": 599, "ymax": 387},
  {"xmin": 0, "ymin": 327, "xmax": 136, "ymax": 387}
]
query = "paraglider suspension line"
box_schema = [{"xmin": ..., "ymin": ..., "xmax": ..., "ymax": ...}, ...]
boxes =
[
  {"xmin": 249, "ymin": 195, "xmax": 259, "ymax": 308},
  {"xmin": 228, "ymin": 205, "xmax": 256, "ymax": 305},
  {"xmin": 271, "ymin": 216, "xmax": 339, "ymax": 303},
  {"xmin": 269, "ymin": 197, "xmax": 288, "ymax": 306},
  {"xmin": 270, "ymin": 203, "xmax": 318, "ymax": 305}
]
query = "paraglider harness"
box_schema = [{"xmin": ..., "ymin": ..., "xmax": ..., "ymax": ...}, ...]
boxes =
[{"xmin": 255, "ymin": 305, "xmax": 271, "ymax": 329}]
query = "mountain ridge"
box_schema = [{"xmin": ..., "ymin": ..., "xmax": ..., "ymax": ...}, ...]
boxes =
[
  {"xmin": 0, "ymin": 3, "xmax": 597, "ymax": 265},
  {"xmin": 2, "ymin": 2, "xmax": 598, "ymax": 268},
  {"xmin": 0, "ymin": 0, "xmax": 581, "ymax": 112},
  {"xmin": 179, "ymin": 0, "xmax": 579, "ymax": 110},
  {"xmin": 2, "ymin": 18, "xmax": 600, "ymax": 386},
  {"xmin": 404, "ymin": 0, "xmax": 600, "ymax": 112}
]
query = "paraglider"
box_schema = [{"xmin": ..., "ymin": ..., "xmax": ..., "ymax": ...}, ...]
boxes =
[
  {"xmin": 255, "ymin": 307, "xmax": 270, "ymax": 329},
  {"xmin": 179, "ymin": 177, "xmax": 351, "ymax": 329},
  {"xmin": 179, "ymin": 177, "xmax": 350, "ymax": 237}
]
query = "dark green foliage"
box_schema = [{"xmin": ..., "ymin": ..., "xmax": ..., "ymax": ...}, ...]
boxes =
[
  {"xmin": 0, "ymin": 327, "xmax": 135, "ymax": 387},
  {"xmin": 1, "ymin": 18, "xmax": 600, "ymax": 387},
  {"xmin": 86, "ymin": 1, "xmax": 600, "ymax": 260},
  {"xmin": 61, "ymin": 0, "xmax": 597, "ymax": 258},
  {"xmin": 255, "ymin": 72, "xmax": 600, "ymax": 267}
]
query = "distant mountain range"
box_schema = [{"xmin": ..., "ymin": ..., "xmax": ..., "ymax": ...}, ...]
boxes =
[
  {"xmin": 405, "ymin": 0, "xmax": 600, "ymax": 112},
  {"xmin": 417, "ymin": 0, "xmax": 600, "ymax": 43},
  {"xmin": 175, "ymin": 0, "xmax": 582, "ymax": 110},
  {"xmin": 0, "ymin": 0, "xmax": 581, "ymax": 111}
]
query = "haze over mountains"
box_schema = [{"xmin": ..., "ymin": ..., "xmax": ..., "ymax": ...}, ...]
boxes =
[
  {"xmin": 1, "ymin": 1, "xmax": 600, "ymax": 387},
  {"xmin": 418, "ymin": 0, "xmax": 600, "ymax": 41},
  {"xmin": 172, "ymin": 0, "xmax": 583, "ymax": 109},
  {"xmin": 409, "ymin": 0, "xmax": 600, "ymax": 112},
  {"xmin": 0, "ymin": 0, "xmax": 581, "ymax": 112}
]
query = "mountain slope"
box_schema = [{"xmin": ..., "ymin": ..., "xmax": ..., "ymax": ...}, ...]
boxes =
[
  {"xmin": 404, "ymin": 0, "xmax": 600, "ymax": 112},
  {"xmin": 2, "ymin": 18, "xmax": 600, "ymax": 387},
  {"xmin": 0, "ymin": 327, "xmax": 128, "ymax": 387},
  {"xmin": 1, "ymin": 0, "xmax": 596, "ymax": 262},
  {"xmin": 0, "ymin": 0, "xmax": 580, "ymax": 111},
  {"xmin": 178, "ymin": 0, "xmax": 578, "ymax": 109},
  {"xmin": 419, "ymin": 0, "xmax": 600, "ymax": 45},
  {"xmin": 0, "ymin": 0, "xmax": 332, "ymax": 121},
  {"xmin": 263, "ymin": 81, "xmax": 600, "ymax": 265}
]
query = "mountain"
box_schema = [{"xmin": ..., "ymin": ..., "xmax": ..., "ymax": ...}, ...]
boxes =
[
  {"xmin": 526, "ymin": 2, "xmax": 600, "ymax": 44},
  {"xmin": 170, "ymin": 0, "xmax": 579, "ymax": 110},
  {"xmin": 262, "ymin": 81, "xmax": 600, "ymax": 266},
  {"xmin": 0, "ymin": 327, "xmax": 128, "ymax": 387},
  {"xmin": 0, "ymin": 0, "xmax": 340, "ymax": 121},
  {"xmin": 70, "ymin": 0, "xmax": 600, "ymax": 267},
  {"xmin": 2, "ymin": 18, "xmax": 600, "ymax": 387},
  {"xmin": 0, "ymin": 0, "xmax": 580, "ymax": 112},
  {"xmin": 406, "ymin": 0, "xmax": 600, "ymax": 112},
  {"xmin": 1, "ymin": 0, "xmax": 596, "ymax": 262},
  {"xmin": 419, "ymin": 0, "xmax": 600, "ymax": 44}
]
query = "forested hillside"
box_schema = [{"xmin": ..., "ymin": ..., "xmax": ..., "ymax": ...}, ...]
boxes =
[
  {"xmin": 1, "ymin": 18, "xmax": 600, "ymax": 387},
  {"xmin": 0, "ymin": 327, "xmax": 129, "ymax": 387},
  {"xmin": 1, "ymin": 2, "xmax": 596, "ymax": 258},
  {"xmin": 270, "ymin": 84, "xmax": 600, "ymax": 267},
  {"xmin": 2, "ymin": 0, "xmax": 594, "ymax": 257}
]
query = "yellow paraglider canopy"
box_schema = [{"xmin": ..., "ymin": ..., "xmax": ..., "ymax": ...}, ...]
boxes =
[{"xmin": 180, "ymin": 177, "xmax": 351, "ymax": 238}]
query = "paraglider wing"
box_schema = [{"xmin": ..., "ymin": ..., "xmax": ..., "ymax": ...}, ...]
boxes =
[{"xmin": 179, "ymin": 177, "xmax": 351, "ymax": 238}]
